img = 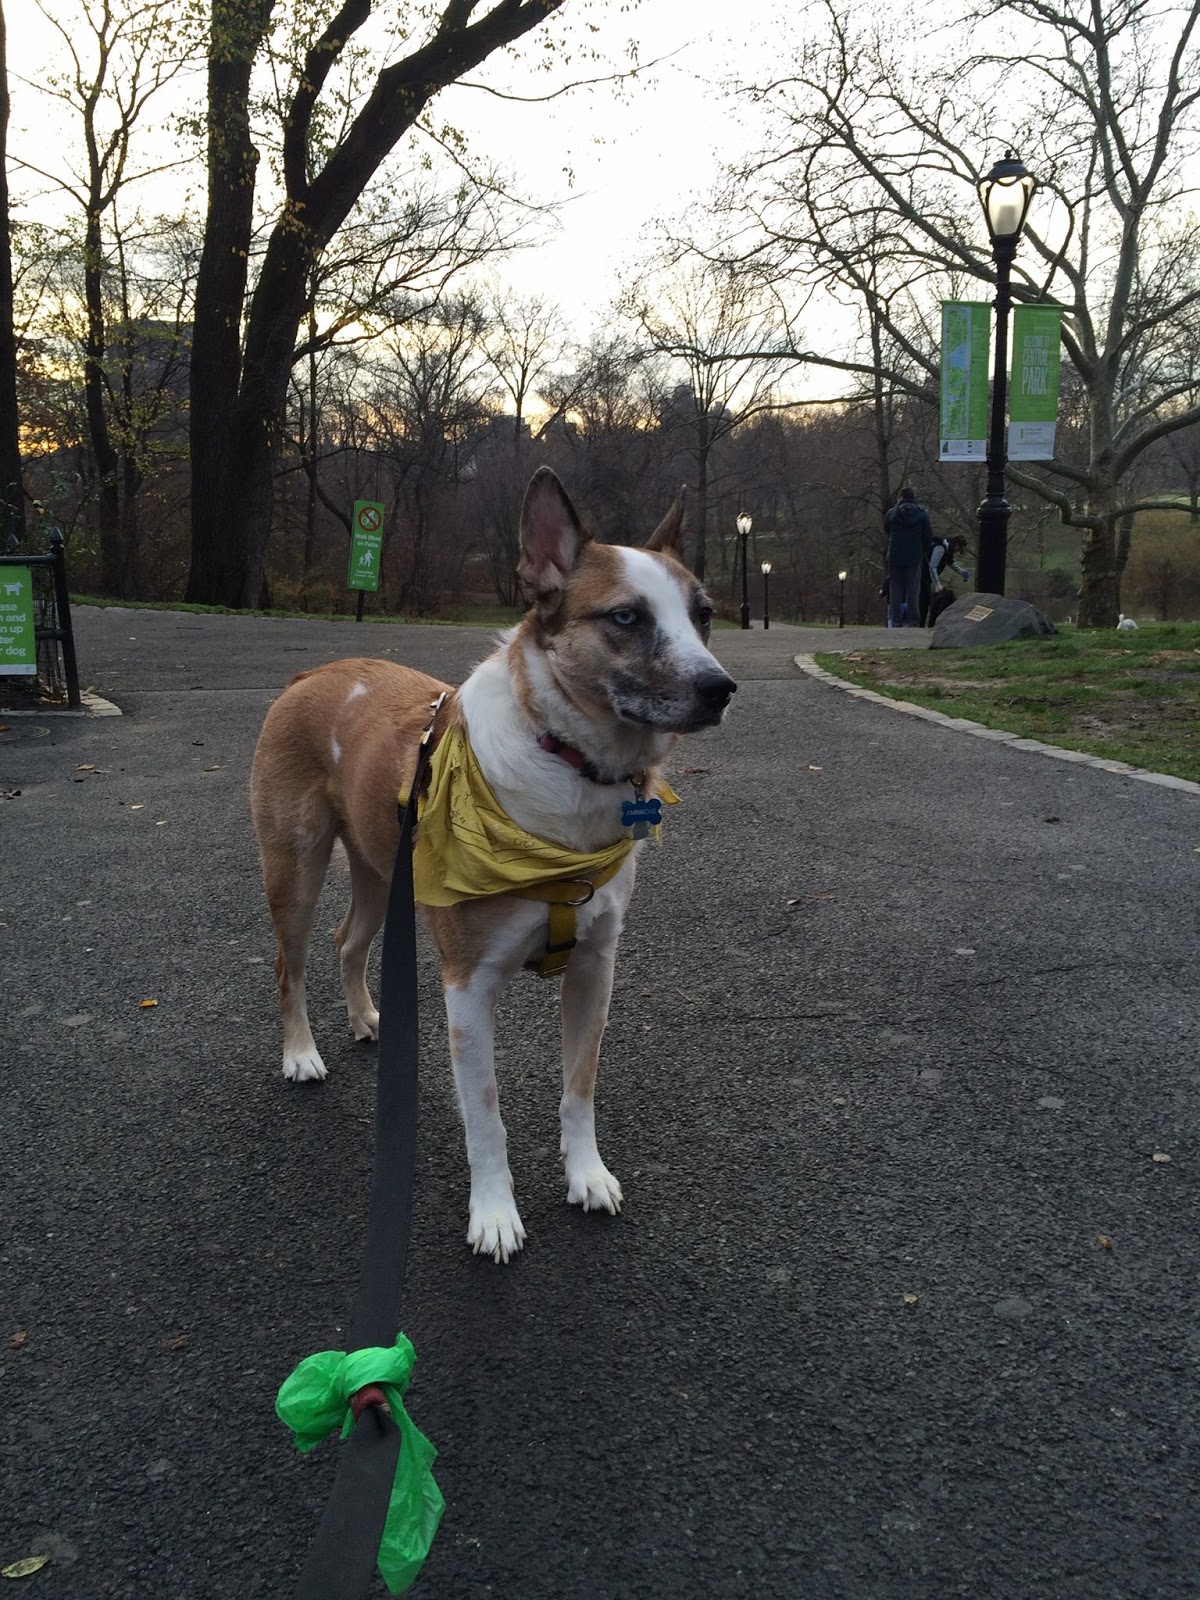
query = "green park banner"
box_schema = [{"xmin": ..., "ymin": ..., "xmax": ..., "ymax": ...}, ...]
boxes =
[
  {"xmin": 0, "ymin": 566, "xmax": 37, "ymax": 675},
  {"xmin": 1008, "ymin": 304, "xmax": 1062, "ymax": 461},
  {"xmin": 939, "ymin": 302, "xmax": 991, "ymax": 462},
  {"xmin": 347, "ymin": 500, "xmax": 384, "ymax": 593}
]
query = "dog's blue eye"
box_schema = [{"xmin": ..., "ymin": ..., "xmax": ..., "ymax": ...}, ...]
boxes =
[{"xmin": 609, "ymin": 607, "xmax": 639, "ymax": 627}]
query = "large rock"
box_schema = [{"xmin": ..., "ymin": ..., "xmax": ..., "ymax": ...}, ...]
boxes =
[{"xmin": 931, "ymin": 592, "xmax": 1056, "ymax": 649}]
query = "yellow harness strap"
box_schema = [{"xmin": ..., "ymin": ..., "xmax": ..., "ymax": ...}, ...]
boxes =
[{"xmin": 507, "ymin": 879, "xmax": 596, "ymax": 979}]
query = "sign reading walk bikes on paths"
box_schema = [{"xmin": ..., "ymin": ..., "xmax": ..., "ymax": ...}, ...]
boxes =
[
  {"xmin": 0, "ymin": 565, "xmax": 36, "ymax": 675},
  {"xmin": 347, "ymin": 501, "xmax": 385, "ymax": 593}
]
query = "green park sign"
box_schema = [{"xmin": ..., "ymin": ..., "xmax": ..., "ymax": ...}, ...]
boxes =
[
  {"xmin": 0, "ymin": 566, "xmax": 36, "ymax": 675},
  {"xmin": 347, "ymin": 501, "xmax": 384, "ymax": 592}
]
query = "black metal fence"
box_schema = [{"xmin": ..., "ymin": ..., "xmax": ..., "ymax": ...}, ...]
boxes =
[{"xmin": 0, "ymin": 530, "xmax": 81, "ymax": 709}]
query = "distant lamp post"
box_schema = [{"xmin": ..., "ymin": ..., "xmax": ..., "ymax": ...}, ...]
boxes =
[
  {"xmin": 737, "ymin": 511, "xmax": 752, "ymax": 629},
  {"xmin": 837, "ymin": 569, "xmax": 848, "ymax": 629},
  {"xmin": 760, "ymin": 560, "xmax": 772, "ymax": 630},
  {"xmin": 977, "ymin": 151, "xmax": 1037, "ymax": 597}
]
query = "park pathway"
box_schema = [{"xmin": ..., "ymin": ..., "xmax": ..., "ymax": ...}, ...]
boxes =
[{"xmin": 2, "ymin": 608, "xmax": 1196, "ymax": 1598}]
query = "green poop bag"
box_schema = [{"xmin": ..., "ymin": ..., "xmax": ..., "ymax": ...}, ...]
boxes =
[{"xmin": 276, "ymin": 1335, "xmax": 444, "ymax": 1594}]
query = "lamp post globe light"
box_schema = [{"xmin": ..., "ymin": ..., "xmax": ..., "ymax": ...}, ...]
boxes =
[
  {"xmin": 837, "ymin": 569, "xmax": 848, "ymax": 629},
  {"xmin": 977, "ymin": 151, "xmax": 1036, "ymax": 597},
  {"xmin": 760, "ymin": 559, "xmax": 772, "ymax": 630},
  {"xmin": 736, "ymin": 511, "xmax": 752, "ymax": 629}
]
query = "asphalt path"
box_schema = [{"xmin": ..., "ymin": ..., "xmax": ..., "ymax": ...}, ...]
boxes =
[{"xmin": 2, "ymin": 607, "xmax": 1197, "ymax": 1600}]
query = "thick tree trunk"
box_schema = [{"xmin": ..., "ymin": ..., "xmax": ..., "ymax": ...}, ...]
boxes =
[
  {"xmin": 1077, "ymin": 515, "xmax": 1120, "ymax": 628},
  {"xmin": 185, "ymin": 0, "xmax": 275, "ymax": 606},
  {"xmin": 0, "ymin": 0, "xmax": 24, "ymax": 550}
]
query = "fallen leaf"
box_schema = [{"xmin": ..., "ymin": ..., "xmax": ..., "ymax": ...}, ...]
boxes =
[
  {"xmin": 1151, "ymin": 1152, "xmax": 1172, "ymax": 1163},
  {"xmin": 808, "ymin": 764, "xmax": 824, "ymax": 771},
  {"xmin": 1098, "ymin": 1235, "xmax": 1114, "ymax": 1250},
  {"xmin": 201, "ymin": 764, "xmax": 223, "ymax": 772},
  {"xmin": 155, "ymin": 820, "xmax": 167, "ymax": 826},
  {"xmin": 806, "ymin": 892, "xmax": 836, "ymax": 901},
  {"xmin": 139, "ymin": 999, "xmax": 159, "ymax": 1009},
  {"xmin": 786, "ymin": 897, "xmax": 800, "ymax": 907},
  {"xmin": 903, "ymin": 1293, "xmax": 919, "ymax": 1305},
  {"xmin": 1045, "ymin": 816, "xmax": 1060, "ymax": 823},
  {"xmin": 0, "ymin": 725, "xmax": 8, "ymax": 733},
  {"xmin": 2, "ymin": 1556, "xmax": 50, "ymax": 1579},
  {"xmin": 75, "ymin": 763, "xmax": 95, "ymax": 771},
  {"xmin": 164, "ymin": 1334, "xmax": 190, "ymax": 1352},
  {"xmin": 677, "ymin": 766, "xmax": 708, "ymax": 775},
  {"xmin": 191, "ymin": 740, "xmax": 205, "ymax": 747},
  {"xmin": 130, "ymin": 803, "xmax": 144, "ymax": 810},
  {"xmin": 8, "ymin": 1331, "xmax": 27, "ymax": 1349}
]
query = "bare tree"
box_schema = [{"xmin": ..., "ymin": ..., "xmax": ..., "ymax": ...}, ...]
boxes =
[
  {"xmin": 18, "ymin": 0, "xmax": 189, "ymax": 592},
  {"xmin": 186, "ymin": 0, "xmax": 577, "ymax": 609},
  {"xmin": 717, "ymin": 0, "xmax": 1200, "ymax": 625},
  {"xmin": 621, "ymin": 257, "xmax": 789, "ymax": 579}
]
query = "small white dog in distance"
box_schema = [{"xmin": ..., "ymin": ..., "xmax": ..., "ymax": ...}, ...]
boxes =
[{"xmin": 251, "ymin": 468, "xmax": 736, "ymax": 1261}]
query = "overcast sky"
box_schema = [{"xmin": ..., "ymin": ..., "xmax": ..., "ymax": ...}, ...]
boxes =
[{"xmin": 5, "ymin": 0, "xmax": 786, "ymax": 338}]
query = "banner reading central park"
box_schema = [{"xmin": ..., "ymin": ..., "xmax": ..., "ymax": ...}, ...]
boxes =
[
  {"xmin": 1008, "ymin": 304, "xmax": 1062, "ymax": 460},
  {"xmin": 938, "ymin": 302, "xmax": 991, "ymax": 461}
]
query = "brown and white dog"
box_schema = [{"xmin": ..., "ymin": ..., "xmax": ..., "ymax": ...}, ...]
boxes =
[{"xmin": 250, "ymin": 468, "xmax": 736, "ymax": 1261}]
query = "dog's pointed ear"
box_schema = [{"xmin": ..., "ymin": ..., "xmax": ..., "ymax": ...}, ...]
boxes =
[
  {"xmin": 645, "ymin": 485, "xmax": 687, "ymax": 556},
  {"xmin": 518, "ymin": 468, "xmax": 589, "ymax": 600}
]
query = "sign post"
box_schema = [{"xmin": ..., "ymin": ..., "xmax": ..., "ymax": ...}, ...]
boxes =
[
  {"xmin": 347, "ymin": 501, "xmax": 384, "ymax": 621},
  {"xmin": 0, "ymin": 565, "xmax": 36, "ymax": 675}
]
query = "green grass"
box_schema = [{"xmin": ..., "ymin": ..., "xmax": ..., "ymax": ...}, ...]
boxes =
[{"xmin": 815, "ymin": 623, "xmax": 1200, "ymax": 783}]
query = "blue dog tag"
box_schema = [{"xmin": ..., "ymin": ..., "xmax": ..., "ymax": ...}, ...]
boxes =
[{"xmin": 622, "ymin": 797, "xmax": 663, "ymax": 835}]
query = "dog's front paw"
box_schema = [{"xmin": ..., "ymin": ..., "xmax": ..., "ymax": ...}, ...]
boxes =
[
  {"xmin": 467, "ymin": 1181, "xmax": 526, "ymax": 1264},
  {"xmin": 565, "ymin": 1160, "xmax": 623, "ymax": 1216},
  {"xmin": 283, "ymin": 1047, "xmax": 328, "ymax": 1083}
]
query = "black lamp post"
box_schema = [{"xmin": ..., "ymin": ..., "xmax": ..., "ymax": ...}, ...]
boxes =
[
  {"xmin": 977, "ymin": 151, "xmax": 1036, "ymax": 597},
  {"xmin": 837, "ymin": 569, "xmax": 847, "ymax": 629},
  {"xmin": 760, "ymin": 560, "xmax": 772, "ymax": 630},
  {"xmin": 737, "ymin": 511, "xmax": 752, "ymax": 628}
]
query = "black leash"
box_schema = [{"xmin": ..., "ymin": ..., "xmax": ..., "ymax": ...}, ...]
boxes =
[{"xmin": 294, "ymin": 696, "xmax": 444, "ymax": 1600}]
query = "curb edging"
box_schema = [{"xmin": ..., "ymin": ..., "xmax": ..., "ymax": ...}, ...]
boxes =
[{"xmin": 794, "ymin": 653, "xmax": 1200, "ymax": 798}]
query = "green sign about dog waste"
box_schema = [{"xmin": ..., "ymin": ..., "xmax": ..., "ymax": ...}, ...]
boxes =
[
  {"xmin": 0, "ymin": 567, "xmax": 36, "ymax": 675},
  {"xmin": 348, "ymin": 501, "xmax": 384, "ymax": 593}
]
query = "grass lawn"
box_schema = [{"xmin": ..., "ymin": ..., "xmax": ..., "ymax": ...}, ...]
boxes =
[{"xmin": 815, "ymin": 623, "xmax": 1200, "ymax": 784}]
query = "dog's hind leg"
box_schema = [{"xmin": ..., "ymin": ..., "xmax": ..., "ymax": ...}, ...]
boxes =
[
  {"xmin": 258, "ymin": 812, "xmax": 336, "ymax": 1083},
  {"xmin": 559, "ymin": 938, "xmax": 624, "ymax": 1216},
  {"xmin": 334, "ymin": 844, "xmax": 388, "ymax": 1042}
]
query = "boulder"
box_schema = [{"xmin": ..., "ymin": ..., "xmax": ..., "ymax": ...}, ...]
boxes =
[{"xmin": 931, "ymin": 592, "xmax": 1057, "ymax": 649}]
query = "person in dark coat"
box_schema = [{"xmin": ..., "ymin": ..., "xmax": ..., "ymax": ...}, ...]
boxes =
[{"xmin": 884, "ymin": 487, "xmax": 932, "ymax": 629}]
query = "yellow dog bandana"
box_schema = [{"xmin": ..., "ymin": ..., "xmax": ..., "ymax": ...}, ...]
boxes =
[{"xmin": 403, "ymin": 724, "xmax": 677, "ymax": 974}]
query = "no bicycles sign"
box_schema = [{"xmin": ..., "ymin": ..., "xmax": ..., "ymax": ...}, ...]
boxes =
[
  {"xmin": 0, "ymin": 566, "xmax": 36, "ymax": 674},
  {"xmin": 347, "ymin": 501, "xmax": 384, "ymax": 593}
]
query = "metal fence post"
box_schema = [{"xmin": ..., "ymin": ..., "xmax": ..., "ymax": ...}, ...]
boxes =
[{"xmin": 49, "ymin": 529, "xmax": 81, "ymax": 709}]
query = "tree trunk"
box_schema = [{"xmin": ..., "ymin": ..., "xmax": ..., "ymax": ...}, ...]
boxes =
[
  {"xmin": 692, "ymin": 409, "xmax": 710, "ymax": 581},
  {"xmin": 185, "ymin": 0, "xmax": 275, "ymax": 606},
  {"xmin": 82, "ymin": 206, "xmax": 123, "ymax": 592},
  {"xmin": 0, "ymin": 0, "xmax": 24, "ymax": 550},
  {"xmin": 1077, "ymin": 516, "xmax": 1120, "ymax": 627}
]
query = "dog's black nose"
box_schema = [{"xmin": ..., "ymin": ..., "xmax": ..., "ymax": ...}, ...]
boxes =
[{"xmin": 695, "ymin": 670, "xmax": 737, "ymax": 709}]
